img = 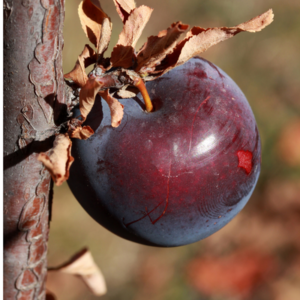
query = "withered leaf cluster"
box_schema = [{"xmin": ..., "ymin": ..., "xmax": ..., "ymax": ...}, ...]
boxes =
[{"xmin": 39, "ymin": 0, "xmax": 273, "ymax": 188}]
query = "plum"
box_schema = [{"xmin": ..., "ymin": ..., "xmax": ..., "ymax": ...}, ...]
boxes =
[{"xmin": 68, "ymin": 57, "xmax": 261, "ymax": 247}]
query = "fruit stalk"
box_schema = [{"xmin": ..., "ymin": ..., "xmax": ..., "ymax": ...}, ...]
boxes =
[
  {"xmin": 133, "ymin": 77, "xmax": 154, "ymax": 112},
  {"xmin": 89, "ymin": 69, "xmax": 154, "ymax": 112}
]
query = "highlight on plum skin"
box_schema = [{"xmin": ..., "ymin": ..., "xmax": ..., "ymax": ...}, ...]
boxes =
[{"xmin": 67, "ymin": 57, "xmax": 261, "ymax": 247}]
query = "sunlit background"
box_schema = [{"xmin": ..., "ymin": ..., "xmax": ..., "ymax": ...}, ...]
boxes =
[{"xmin": 47, "ymin": 0, "xmax": 300, "ymax": 299}]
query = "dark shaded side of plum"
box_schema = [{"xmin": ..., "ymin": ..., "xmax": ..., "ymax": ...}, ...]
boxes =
[{"xmin": 68, "ymin": 57, "xmax": 261, "ymax": 247}]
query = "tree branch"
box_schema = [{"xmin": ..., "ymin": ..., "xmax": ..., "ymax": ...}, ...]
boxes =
[{"xmin": 4, "ymin": 0, "xmax": 65, "ymax": 299}]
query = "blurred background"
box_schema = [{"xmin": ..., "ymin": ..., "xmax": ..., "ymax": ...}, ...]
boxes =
[{"xmin": 47, "ymin": 0, "xmax": 300, "ymax": 299}]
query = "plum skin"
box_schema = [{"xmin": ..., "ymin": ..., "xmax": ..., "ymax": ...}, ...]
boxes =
[{"xmin": 68, "ymin": 57, "xmax": 261, "ymax": 247}]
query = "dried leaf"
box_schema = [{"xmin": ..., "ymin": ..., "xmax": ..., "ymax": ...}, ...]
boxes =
[
  {"xmin": 136, "ymin": 22, "xmax": 189, "ymax": 72},
  {"xmin": 110, "ymin": 5, "xmax": 153, "ymax": 68},
  {"xmin": 70, "ymin": 125, "xmax": 94, "ymax": 140},
  {"xmin": 79, "ymin": 77, "xmax": 103, "ymax": 121},
  {"xmin": 98, "ymin": 17, "xmax": 112, "ymax": 56},
  {"xmin": 177, "ymin": 9, "xmax": 274, "ymax": 67},
  {"xmin": 78, "ymin": 0, "xmax": 112, "ymax": 54},
  {"xmin": 38, "ymin": 134, "xmax": 74, "ymax": 186},
  {"xmin": 143, "ymin": 37, "xmax": 190, "ymax": 80},
  {"xmin": 89, "ymin": 0, "xmax": 102, "ymax": 7},
  {"xmin": 117, "ymin": 89, "xmax": 137, "ymax": 99},
  {"xmin": 64, "ymin": 44, "xmax": 96, "ymax": 87},
  {"xmin": 49, "ymin": 248, "xmax": 107, "ymax": 296},
  {"xmin": 117, "ymin": 5, "xmax": 153, "ymax": 48},
  {"xmin": 147, "ymin": 9, "xmax": 274, "ymax": 80},
  {"xmin": 100, "ymin": 90, "xmax": 124, "ymax": 127},
  {"xmin": 180, "ymin": 9, "xmax": 273, "ymax": 65},
  {"xmin": 110, "ymin": 45, "xmax": 135, "ymax": 68},
  {"xmin": 113, "ymin": 0, "xmax": 136, "ymax": 23},
  {"xmin": 234, "ymin": 9, "xmax": 274, "ymax": 32}
]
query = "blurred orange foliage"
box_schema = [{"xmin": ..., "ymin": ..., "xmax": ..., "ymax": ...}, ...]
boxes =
[
  {"xmin": 277, "ymin": 119, "xmax": 300, "ymax": 167},
  {"xmin": 186, "ymin": 250, "xmax": 277, "ymax": 299}
]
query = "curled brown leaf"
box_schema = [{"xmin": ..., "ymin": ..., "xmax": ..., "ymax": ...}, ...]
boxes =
[
  {"xmin": 110, "ymin": 45, "xmax": 135, "ymax": 68},
  {"xmin": 64, "ymin": 44, "xmax": 96, "ymax": 87},
  {"xmin": 38, "ymin": 134, "xmax": 74, "ymax": 186},
  {"xmin": 117, "ymin": 5, "xmax": 153, "ymax": 48},
  {"xmin": 235, "ymin": 9, "xmax": 274, "ymax": 32},
  {"xmin": 78, "ymin": 0, "xmax": 112, "ymax": 55},
  {"xmin": 110, "ymin": 5, "xmax": 153, "ymax": 68},
  {"xmin": 49, "ymin": 248, "xmax": 107, "ymax": 296},
  {"xmin": 70, "ymin": 125, "xmax": 94, "ymax": 140},
  {"xmin": 145, "ymin": 9, "xmax": 274, "ymax": 80},
  {"xmin": 176, "ymin": 9, "xmax": 274, "ymax": 67},
  {"xmin": 113, "ymin": 0, "xmax": 136, "ymax": 23},
  {"xmin": 98, "ymin": 17, "xmax": 112, "ymax": 56},
  {"xmin": 100, "ymin": 90, "xmax": 124, "ymax": 127},
  {"xmin": 79, "ymin": 77, "xmax": 103, "ymax": 121},
  {"xmin": 136, "ymin": 21, "xmax": 189, "ymax": 73}
]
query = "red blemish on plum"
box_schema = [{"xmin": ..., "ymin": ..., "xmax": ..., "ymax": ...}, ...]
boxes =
[
  {"xmin": 189, "ymin": 96, "xmax": 211, "ymax": 152},
  {"xmin": 237, "ymin": 150, "xmax": 253, "ymax": 174},
  {"xmin": 124, "ymin": 164, "xmax": 171, "ymax": 227}
]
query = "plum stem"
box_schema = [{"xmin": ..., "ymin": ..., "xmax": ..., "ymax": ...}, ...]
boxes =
[{"xmin": 133, "ymin": 78, "xmax": 153, "ymax": 112}]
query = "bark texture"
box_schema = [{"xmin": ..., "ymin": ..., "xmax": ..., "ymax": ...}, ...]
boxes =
[{"xmin": 4, "ymin": 0, "xmax": 65, "ymax": 299}]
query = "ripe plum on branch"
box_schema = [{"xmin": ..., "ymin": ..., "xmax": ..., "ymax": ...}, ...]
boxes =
[
  {"xmin": 68, "ymin": 57, "xmax": 261, "ymax": 246},
  {"xmin": 38, "ymin": 0, "xmax": 273, "ymax": 246}
]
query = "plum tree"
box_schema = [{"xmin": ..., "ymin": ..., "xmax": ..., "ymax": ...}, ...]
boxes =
[{"xmin": 68, "ymin": 57, "xmax": 261, "ymax": 247}]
